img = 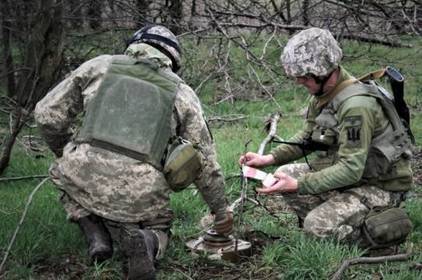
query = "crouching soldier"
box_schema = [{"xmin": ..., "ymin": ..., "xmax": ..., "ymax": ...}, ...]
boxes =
[
  {"xmin": 35, "ymin": 24, "xmax": 233, "ymax": 279},
  {"xmin": 240, "ymin": 27, "xmax": 413, "ymax": 253}
]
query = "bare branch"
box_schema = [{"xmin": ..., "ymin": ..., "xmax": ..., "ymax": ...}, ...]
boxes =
[
  {"xmin": 258, "ymin": 112, "xmax": 281, "ymax": 155},
  {"xmin": 207, "ymin": 115, "xmax": 246, "ymax": 123},
  {"xmin": 330, "ymin": 253, "xmax": 412, "ymax": 280},
  {"xmin": 0, "ymin": 175, "xmax": 48, "ymax": 182}
]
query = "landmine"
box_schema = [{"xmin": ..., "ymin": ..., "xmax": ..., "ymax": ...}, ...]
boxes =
[
  {"xmin": 186, "ymin": 166, "xmax": 273, "ymax": 261},
  {"xmin": 186, "ymin": 229, "xmax": 252, "ymax": 262}
]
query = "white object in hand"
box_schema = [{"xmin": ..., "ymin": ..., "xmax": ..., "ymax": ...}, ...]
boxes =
[{"xmin": 242, "ymin": 166, "xmax": 278, "ymax": 187}]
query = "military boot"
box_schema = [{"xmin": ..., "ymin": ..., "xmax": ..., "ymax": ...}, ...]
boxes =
[
  {"xmin": 78, "ymin": 215, "xmax": 113, "ymax": 263},
  {"xmin": 121, "ymin": 227, "xmax": 158, "ymax": 280}
]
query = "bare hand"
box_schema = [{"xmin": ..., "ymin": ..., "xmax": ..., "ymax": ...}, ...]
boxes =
[
  {"xmin": 256, "ymin": 171, "xmax": 298, "ymax": 194},
  {"xmin": 238, "ymin": 152, "xmax": 275, "ymax": 167}
]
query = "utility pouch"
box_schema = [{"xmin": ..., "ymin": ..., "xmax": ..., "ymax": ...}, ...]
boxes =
[
  {"xmin": 362, "ymin": 207, "xmax": 412, "ymax": 248},
  {"xmin": 164, "ymin": 138, "xmax": 202, "ymax": 192}
]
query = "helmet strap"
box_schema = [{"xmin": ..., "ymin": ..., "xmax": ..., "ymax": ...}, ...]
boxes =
[
  {"xmin": 312, "ymin": 71, "xmax": 333, "ymax": 97},
  {"xmin": 144, "ymin": 42, "xmax": 180, "ymax": 72},
  {"xmin": 126, "ymin": 24, "xmax": 181, "ymax": 73},
  {"xmin": 139, "ymin": 33, "xmax": 181, "ymax": 54}
]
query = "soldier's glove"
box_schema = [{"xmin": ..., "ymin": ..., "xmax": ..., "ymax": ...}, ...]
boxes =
[{"xmin": 213, "ymin": 209, "xmax": 234, "ymax": 236}]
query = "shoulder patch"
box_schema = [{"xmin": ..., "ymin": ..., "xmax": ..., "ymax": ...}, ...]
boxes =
[{"xmin": 344, "ymin": 115, "xmax": 362, "ymax": 147}]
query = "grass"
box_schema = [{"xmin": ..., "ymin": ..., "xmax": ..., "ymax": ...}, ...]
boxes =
[{"xmin": 1, "ymin": 34, "xmax": 422, "ymax": 279}]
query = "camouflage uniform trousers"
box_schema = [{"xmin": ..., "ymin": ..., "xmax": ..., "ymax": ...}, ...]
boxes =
[{"xmin": 274, "ymin": 163, "xmax": 401, "ymax": 243}]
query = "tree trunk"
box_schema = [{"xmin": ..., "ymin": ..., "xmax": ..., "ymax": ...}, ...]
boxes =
[
  {"xmin": 168, "ymin": 0, "xmax": 183, "ymax": 34},
  {"xmin": 302, "ymin": 0, "xmax": 310, "ymax": 26},
  {"xmin": 68, "ymin": 0, "xmax": 83, "ymax": 29},
  {"xmin": 136, "ymin": 0, "xmax": 153, "ymax": 24},
  {"xmin": 0, "ymin": 109, "xmax": 27, "ymax": 175},
  {"xmin": 286, "ymin": 0, "xmax": 293, "ymax": 35},
  {"xmin": 191, "ymin": 0, "xmax": 197, "ymax": 16},
  {"xmin": 87, "ymin": 0, "xmax": 102, "ymax": 30},
  {"xmin": 0, "ymin": 0, "xmax": 64, "ymax": 175},
  {"xmin": 16, "ymin": 0, "xmax": 64, "ymax": 109},
  {"xmin": 0, "ymin": 0, "xmax": 16, "ymax": 97}
]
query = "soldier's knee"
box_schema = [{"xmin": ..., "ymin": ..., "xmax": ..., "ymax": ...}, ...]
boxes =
[
  {"xmin": 303, "ymin": 214, "xmax": 357, "ymax": 241},
  {"xmin": 303, "ymin": 212, "xmax": 334, "ymax": 238}
]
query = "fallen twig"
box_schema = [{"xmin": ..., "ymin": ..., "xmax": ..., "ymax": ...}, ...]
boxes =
[
  {"xmin": 412, "ymin": 262, "xmax": 422, "ymax": 270},
  {"xmin": 207, "ymin": 115, "xmax": 246, "ymax": 123},
  {"xmin": 330, "ymin": 253, "xmax": 412, "ymax": 280},
  {"xmin": 0, "ymin": 208, "xmax": 10, "ymax": 215},
  {"xmin": 0, "ymin": 177, "xmax": 49, "ymax": 274},
  {"xmin": 0, "ymin": 175, "xmax": 48, "ymax": 182},
  {"xmin": 228, "ymin": 196, "xmax": 259, "ymax": 213}
]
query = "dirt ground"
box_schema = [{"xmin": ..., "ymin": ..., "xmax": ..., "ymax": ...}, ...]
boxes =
[{"xmin": 26, "ymin": 230, "xmax": 280, "ymax": 279}]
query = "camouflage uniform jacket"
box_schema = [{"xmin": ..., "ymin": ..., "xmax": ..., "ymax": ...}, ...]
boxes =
[
  {"xmin": 271, "ymin": 66, "xmax": 413, "ymax": 195},
  {"xmin": 34, "ymin": 44, "xmax": 227, "ymax": 223}
]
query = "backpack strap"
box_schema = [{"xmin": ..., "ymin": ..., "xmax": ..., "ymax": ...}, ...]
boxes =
[{"xmin": 358, "ymin": 68, "xmax": 386, "ymax": 81}]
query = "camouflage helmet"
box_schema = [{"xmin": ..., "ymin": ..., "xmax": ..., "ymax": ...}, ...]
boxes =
[
  {"xmin": 281, "ymin": 27, "xmax": 342, "ymax": 77},
  {"xmin": 127, "ymin": 24, "xmax": 181, "ymax": 72}
]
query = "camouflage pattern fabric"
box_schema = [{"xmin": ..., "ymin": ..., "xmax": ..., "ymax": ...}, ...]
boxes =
[
  {"xmin": 277, "ymin": 163, "xmax": 396, "ymax": 243},
  {"xmin": 35, "ymin": 44, "xmax": 227, "ymax": 226},
  {"xmin": 58, "ymin": 189, "xmax": 91, "ymax": 220},
  {"xmin": 125, "ymin": 43, "xmax": 172, "ymax": 70},
  {"xmin": 128, "ymin": 25, "xmax": 181, "ymax": 71},
  {"xmin": 281, "ymin": 27, "xmax": 342, "ymax": 77},
  {"xmin": 270, "ymin": 66, "xmax": 413, "ymax": 195}
]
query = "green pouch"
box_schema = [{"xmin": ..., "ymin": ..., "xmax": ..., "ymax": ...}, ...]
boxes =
[
  {"xmin": 363, "ymin": 207, "xmax": 412, "ymax": 248},
  {"xmin": 164, "ymin": 138, "xmax": 202, "ymax": 192}
]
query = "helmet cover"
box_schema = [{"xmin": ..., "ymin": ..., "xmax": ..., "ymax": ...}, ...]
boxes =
[
  {"xmin": 281, "ymin": 27, "xmax": 342, "ymax": 77},
  {"xmin": 128, "ymin": 24, "xmax": 181, "ymax": 72}
]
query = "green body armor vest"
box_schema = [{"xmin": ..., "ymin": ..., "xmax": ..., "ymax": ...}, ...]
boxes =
[
  {"xmin": 313, "ymin": 81, "xmax": 412, "ymax": 190},
  {"xmin": 76, "ymin": 55, "xmax": 180, "ymax": 169}
]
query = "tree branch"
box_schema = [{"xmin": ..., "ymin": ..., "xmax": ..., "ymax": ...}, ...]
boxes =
[
  {"xmin": 330, "ymin": 253, "xmax": 412, "ymax": 280},
  {"xmin": 258, "ymin": 112, "xmax": 281, "ymax": 155},
  {"xmin": 0, "ymin": 175, "xmax": 48, "ymax": 182}
]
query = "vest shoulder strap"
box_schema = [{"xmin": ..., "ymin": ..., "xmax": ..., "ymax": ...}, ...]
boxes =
[
  {"xmin": 331, "ymin": 81, "xmax": 405, "ymax": 133},
  {"xmin": 330, "ymin": 82, "xmax": 376, "ymax": 112}
]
